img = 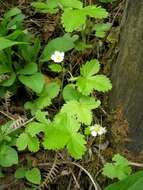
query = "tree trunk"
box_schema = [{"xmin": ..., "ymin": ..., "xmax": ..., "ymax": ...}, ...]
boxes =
[{"xmin": 110, "ymin": 0, "xmax": 143, "ymax": 157}]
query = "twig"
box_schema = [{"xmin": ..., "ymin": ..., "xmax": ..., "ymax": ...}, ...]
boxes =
[
  {"xmin": 70, "ymin": 168, "xmax": 80, "ymax": 189},
  {"xmin": 7, "ymin": 116, "xmax": 35, "ymax": 134},
  {"xmin": 70, "ymin": 162, "xmax": 101, "ymax": 190},
  {"xmin": 129, "ymin": 162, "xmax": 143, "ymax": 168},
  {"xmin": 39, "ymin": 161, "xmax": 101, "ymax": 190},
  {"xmin": 0, "ymin": 110, "xmax": 16, "ymax": 120}
]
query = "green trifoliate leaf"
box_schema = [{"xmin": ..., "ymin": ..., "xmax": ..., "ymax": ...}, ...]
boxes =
[
  {"xmin": 102, "ymin": 154, "xmax": 132, "ymax": 180},
  {"xmin": 61, "ymin": 97, "xmax": 100, "ymax": 125},
  {"xmin": 80, "ymin": 59, "xmax": 100, "ymax": 77},
  {"xmin": 76, "ymin": 59, "xmax": 112, "ymax": 95},
  {"xmin": 25, "ymin": 168, "xmax": 41, "ymax": 185},
  {"xmin": 0, "ymin": 145, "xmax": 18, "ymax": 167},
  {"xmin": 43, "ymin": 123, "xmax": 69, "ymax": 150},
  {"xmin": 19, "ymin": 72, "xmax": 44, "ymax": 94},
  {"xmin": 32, "ymin": 0, "xmax": 82, "ymax": 13},
  {"xmin": 62, "ymin": 9, "xmax": 86, "ymax": 32},
  {"xmin": 43, "ymin": 113, "xmax": 73, "ymax": 150},
  {"xmin": 61, "ymin": 5, "xmax": 108, "ymax": 32},
  {"xmin": 16, "ymin": 132, "xmax": 39, "ymax": 152},
  {"xmin": 43, "ymin": 113, "xmax": 86, "ymax": 159},
  {"xmin": 17, "ymin": 62, "xmax": 38, "ymax": 75},
  {"xmin": 77, "ymin": 75, "xmax": 112, "ymax": 95}
]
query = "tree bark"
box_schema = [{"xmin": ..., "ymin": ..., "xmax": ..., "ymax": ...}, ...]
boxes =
[{"xmin": 110, "ymin": 0, "xmax": 143, "ymax": 155}]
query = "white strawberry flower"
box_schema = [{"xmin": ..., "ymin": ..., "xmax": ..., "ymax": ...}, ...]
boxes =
[
  {"xmin": 90, "ymin": 124, "xmax": 106, "ymax": 137},
  {"xmin": 51, "ymin": 51, "xmax": 65, "ymax": 63}
]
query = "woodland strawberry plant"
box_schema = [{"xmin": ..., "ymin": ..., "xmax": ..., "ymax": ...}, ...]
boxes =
[{"xmin": 0, "ymin": 0, "xmax": 129, "ymax": 189}]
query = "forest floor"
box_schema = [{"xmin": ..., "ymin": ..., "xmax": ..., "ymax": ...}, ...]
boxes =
[{"xmin": 0, "ymin": 0, "xmax": 126, "ymax": 189}]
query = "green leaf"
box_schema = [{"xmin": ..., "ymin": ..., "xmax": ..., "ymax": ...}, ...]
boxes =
[
  {"xmin": 15, "ymin": 167, "xmax": 27, "ymax": 179},
  {"xmin": 61, "ymin": 5, "xmax": 108, "ymax": 32},
  {"xmin": 0, "ymin": 37, "xmax": 26, "ymax": 51},
  {"xmin": 103, "ymin": 154, "xmax": 132, "ymax": 180},
  {"xmin": 43, "ymin": 114, "xmax": 70, "ymax": 149},
  {"xmin": 1, "ymin": 73, "xmax": 16, "ymax": 86},
  {"xmin": 6, "ymin": 30, "xmax": 26, "ymax": 40},
  {"xmin": 32, "ymin": 0, "xmax": 82, "ymax": 12},
  {"xmin": 59, "ymin": 0, "xmax": 83, "ymax": 9},
  {"xmin": 16, "ymin": 133, "xmax": 28, "ymax": 150},
  {"xmin": 31, "ymin": 37, "xmax": 41, "ymax": 61},
  {"xmin": 80, "ymin": 59, "xmax": 100, "ymax": 77},
  {"xmin": 83, "ymin": 5, "xmax": 108, "ymax": 18},
  {"xmin": 104, "ymin": 171, "xmax": 143, "ymax": 190},
  {"xmin": 89, "ymin": 75, "xmax": 112, "ymax": 92},
  {"xmin": 94, "ymin": 23, "xmax": 112, "ymax": 32},
  {"xmin": 32, "ymin": 2, "xmax": 53, "ymax": 10},
  {"xmin": 76, "ymin": 59, "xmax": 112, "ymax": 95},
  {"xmin": 35, "ymin": 111, "xmax": 50, "ymax": 124},
  {"xmin": 28, "ymin": 136, "xmax": 39, "ymax": 152},
  {"xmin": 31, "ymin": 1, "xmax": 58, "ymax": 13},
  {"xmin": 41, "ymin": 34, "xmax": 75, "ymax": 61},
  {"xmin": 17, "ymin": 63, "xmax": 38, "ymax": 75},
  {"xmin": 61, "ymin": 97, "xmax": 100, "ymax": 125},
  {"xmin": 67, "ymin": 133, "xmax": 86, "ymax": 159},
  {"xmin": 49, "ymin": 64, "xmax": 62, "ymax": 72},
  {"xmin": 4, "ymin": 7, "xmax": 21, "ymax": 19},
  {"xmin": 16, "ymin": 132, "xmax": 39, "ymax": 152},
  {"xmin": 24, "ymin": 82, "xmax": 60, "ymax": 114},
  {"xmin": 0, "ymin": 64, "xmax": 12, "ymax": 74},
  {"xmin": 62, "ymin": 9, "xmax": 86, "ymax": 32},
  {"xmin": 19, "ymin": 73, "xmax": 44, "ymax": 94},
  {"xmin": 26, "ymin": 122, "xmax": 46, "ymax": 137},
  {"xmin": 63, "ymin": 84, "xmax": 81, "ymax": 101},
  {"xmin": 0, "ymin": 145, "xmax": 18, "ymax": 167},
  {"xmin": 77, "ymin": 75, "xmax": 112, "ymax": 95},
  {"xmin": 43, "ymin": 113, "xmax": 86, "ymax": 159},
  {"xmin": 75, "ymin": 41, "xmax": 92, "ymax": 51},
  {"xmin": 94, "ymin": 23, "xmax": 112, "ymax": 38},
  {"xmin": 25, "ymin": 168, "xmax": 41, "ymax": 185}
]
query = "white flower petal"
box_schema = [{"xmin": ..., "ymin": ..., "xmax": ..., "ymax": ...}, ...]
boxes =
[
  {"xmin": 61, "ymin": 52, "xmax": 65, "ymax": 57},
  {"xmin": 51, "ymin": 51, "xmax": 65, "ymax": 63},
  {"xmin": 98, "ymin": 127, "xmax": 106, "ymax": 135},
  {"xmin": 51, "ymin": 54, "xmax": 56, "ymax": 61},
  {"xmin": 91, "ymin": 130, "xmax": 97, "ymax": 137},
  {"xmin": 90, "ymin": 126, "xmax": 95, "ymax": 131}
]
